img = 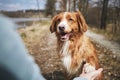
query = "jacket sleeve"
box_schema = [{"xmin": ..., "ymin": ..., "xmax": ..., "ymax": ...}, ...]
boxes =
[
  {"xmin": 0, "ymin": 14, "xmax": 45, "ymax": 80},
  {"xmin": 73, "ymin": 77, "xmax": 87, "ymax": 80}
]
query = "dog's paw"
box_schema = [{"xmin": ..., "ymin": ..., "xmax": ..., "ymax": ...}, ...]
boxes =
[{"xmin": 84, "ymin": 63, "xmax": 95, "ymax": 73}]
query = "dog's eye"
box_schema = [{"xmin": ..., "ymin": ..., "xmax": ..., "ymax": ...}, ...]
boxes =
[
  {"xmin": 68, "ymin": 18, "xmax": 74, "ymax": 21},
  {"xmin": 57, "ymin": 19, "xmax": 61, "ymax": 22}
]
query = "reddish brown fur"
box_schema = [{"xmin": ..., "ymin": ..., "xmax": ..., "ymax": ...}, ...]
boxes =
[{"xmin": 50, "ymin": 11, "xmax": 102, "ymax": 80}]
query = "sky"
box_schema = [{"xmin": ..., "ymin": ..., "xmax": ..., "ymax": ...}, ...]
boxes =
[
  {"xmin": 0, "ymin": 0, "xmax": 98, "ymax": 11},
  {"xmin": 0, "ymin": 0, "xmax": 46, "ymax": 11}
]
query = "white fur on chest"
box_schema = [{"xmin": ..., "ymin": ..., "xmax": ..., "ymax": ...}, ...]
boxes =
[
  {"xmin": 62, "ymin": 55, "xmax": 71, "ymax": 73},
  {"xmin": 60, "ymin": 41, "xmax": 70, "ymax": 56},
  {"xmin": 60, "ymin": 41, "xmax": 72, "ymax": 73}
]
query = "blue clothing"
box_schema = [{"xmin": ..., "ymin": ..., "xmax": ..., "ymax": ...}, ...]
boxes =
[
  {"xmin": 0, "ymin": 15, "xmax": 45, "ymax": 80},
  {"xmin": 73, "ymin": 77, "xmax": 87, "ymax": 80}
]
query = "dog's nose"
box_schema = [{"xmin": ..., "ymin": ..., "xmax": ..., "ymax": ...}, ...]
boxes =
[{"xmin": 59, "ymin": 26, "xmax": 65, "ymax": 31}]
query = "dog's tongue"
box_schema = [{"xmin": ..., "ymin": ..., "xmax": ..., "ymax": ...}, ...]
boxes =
[
  {"xmin": 60, "ymin": 33, "xmax": 71, "ymax": 41},
  {"xmin": 61, "ymin": 34, "xmax": 68, "ymax": 39}
]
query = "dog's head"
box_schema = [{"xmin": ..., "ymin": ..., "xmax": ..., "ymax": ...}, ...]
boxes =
[{"xmin": 50, "ymin": 11, "xmax": 88, "ymax": 41}]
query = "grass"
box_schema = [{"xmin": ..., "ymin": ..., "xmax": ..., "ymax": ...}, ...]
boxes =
[
  {"xmin": 18, "ymin": 21, "xmax": 65, "ymax": 80},
  {"xmin": 18, "ymin": 20, "xmax": 51, "ymax": 53}
]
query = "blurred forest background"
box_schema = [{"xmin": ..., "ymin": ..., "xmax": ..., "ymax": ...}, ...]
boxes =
[
  {"xmin": 0, "ymin": 0, "xmax": 120, "ymax": 80},
  {"xmin": 1, "ymin": 0, "xmax": 120, "ymax": 42},
  {"xmin": 45, "ymin": 0, "xmax": 120, "ymax": 42}
]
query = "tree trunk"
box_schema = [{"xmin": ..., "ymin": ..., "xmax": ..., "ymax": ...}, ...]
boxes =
[
  {"xmin": 100, "ymin": 0, "xmax": 109, "ymax": 29},
  {"xmin": 73, "ymin": 0, "xmax": 76, "ymax": 11},
  {"xmin": 60, "ymin": 0, "xmax": 67, "ymax": 11},
  {"xmin": 45, "ymin": 0, "xmax": 55, "ymax": 17},
  {"xmin": 66, "ymin": 0, "xmax": 71, "ymax": 11},
  {"xmin": 78, "ymin": 0, "xmax": 88, "ymax": 18}
]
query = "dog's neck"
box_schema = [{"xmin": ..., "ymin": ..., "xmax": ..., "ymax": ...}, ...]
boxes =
[
  {"xmin": 59, "ymin": 40, "xmax": 72, "ymax": 73},
  {"xmin": 57, "ymin": 35, "xmax": 85, "ymax": 74},
  {"xmin": 58, "ymin": 34, "xmax": 84, "ymax": 56},
  {"xmin": 59, "ymin": 41, "xmax": 70, "ymax": 56}
]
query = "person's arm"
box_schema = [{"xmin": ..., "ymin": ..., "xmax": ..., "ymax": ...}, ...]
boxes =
[
  {"xmin": 0, "ymin": 14, "xmax": 45, "ymax": 80},
  {"xmin": 73, "ymin": 63, "xmax": 103, "ymax": 80},
  {"xmin": 73, "ymin": 77, "xmax": 87, "ymax": 80}
]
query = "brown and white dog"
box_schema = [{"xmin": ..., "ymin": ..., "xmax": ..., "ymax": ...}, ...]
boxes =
[{"xmin": 50, "ymin": 11, "xmax": 102, "ymax": 80}]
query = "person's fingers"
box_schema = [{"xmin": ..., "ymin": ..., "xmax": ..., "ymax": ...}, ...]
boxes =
[
  {"xmin": 81, "ymin": 63, "xmax": 90, "ymax": 74},
  {"xmin": 81, "ymin": 65, "xmax": 85, "ymax": 74},
  {"xmin": 84, "ymin": 63, "xmax": 90, "ymax": 68},
  {"xmin": 85, "ymin": 64, "xmax": 95, "ymax": 73},
  {"xmin": 90, "ymin": 68, "xmax": 103, "ymax": 80},
  {"xmin": 97, "ymin": 68, "xmax": 103, "ymax": 74},
  {"xmin": 98, "ymin": 68, "xmax": 103, "ymax": 72}
]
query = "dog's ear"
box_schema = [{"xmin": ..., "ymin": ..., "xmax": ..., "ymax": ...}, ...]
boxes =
[
  {"xmin": 75, "ymin": 11, "xmax": 88, "ymax": 33},
  {"xmin": 50, "ymin": 15, "xmax": 58, "ymax": 33}
]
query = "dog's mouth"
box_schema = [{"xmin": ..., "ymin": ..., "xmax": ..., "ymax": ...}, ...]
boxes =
[{"xmin": 59, "ymin": 32, "xmax": 72, "ymax": 41}]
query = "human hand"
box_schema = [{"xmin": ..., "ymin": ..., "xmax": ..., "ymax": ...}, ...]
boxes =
[{"xmin": 80, "ymin": 63, "xmax": 103, "ymax": 80}]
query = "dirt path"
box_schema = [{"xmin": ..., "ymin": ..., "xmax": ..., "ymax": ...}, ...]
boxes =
[
  {"xmin": 85, "ymin": 30, "xmax": 120, "ymax": 80},
  {"xmin": 85, "ymin": 30, "xmax": 120, "ymax": 59},
  {"xmin": 19, "ymin": 24, "xmax": 120, "ymax": 80}
]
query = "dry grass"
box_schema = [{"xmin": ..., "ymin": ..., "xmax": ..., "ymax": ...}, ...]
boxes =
[{"xmin": 18, "ymin": 21, "xmax": 65, "ymax": 80}]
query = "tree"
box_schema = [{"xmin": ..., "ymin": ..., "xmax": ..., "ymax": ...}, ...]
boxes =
[
  {"xmin": 110, "ymin": 0, "xmax": 120, "ymax": 34},
  {"xmin": 58, "ymin": 0, "xmax": 67, "ymax": 11},
  {"xmin": 100, "ymin": 0, "xmax": 109, "ymax": 29},
  {"xmin": 77, "ymin": 0, "xmax": 88, "ymax": 18},
  {"xmin": 63, "ymin": 0, "xmax": 67, "ymax": 11},
  {"xmin": 67, "ymin": 0, "xmax": 71, "ymax": 11},
  {"xmin": 36, "ymin": 0, "xmax": 40, "ymax": 18},
  {"xmin": 45, "ymin": 0, "xmax": 56, "ymax": 17},
  {"xmin": 73, "ymin": 0, "xmax": 76, "ymax": 11}
]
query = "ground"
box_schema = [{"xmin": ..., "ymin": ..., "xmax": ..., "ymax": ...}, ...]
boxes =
[{"xmin": 19, "ymin": 22, "xmax": 120, "ymax": 80}]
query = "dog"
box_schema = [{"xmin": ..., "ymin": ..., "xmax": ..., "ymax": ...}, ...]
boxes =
[{"xmin": 50, "ymin": 11, "xmax": 102, "ymax": 80}]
